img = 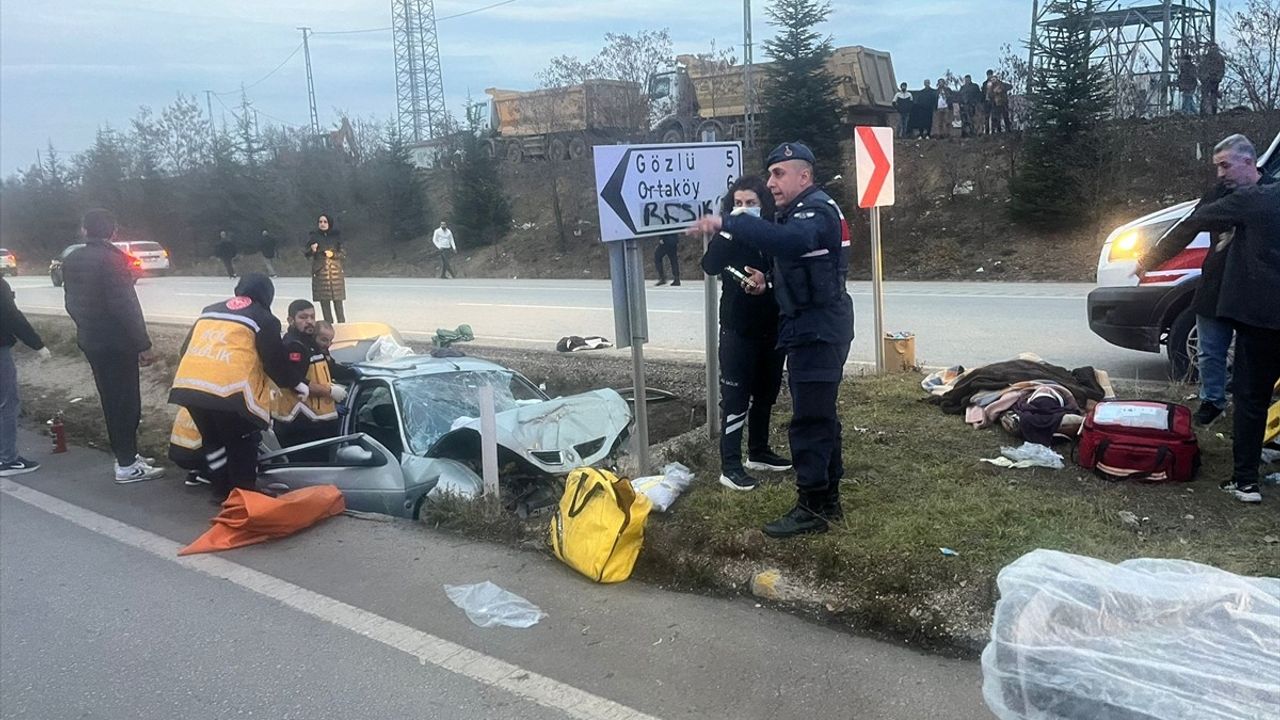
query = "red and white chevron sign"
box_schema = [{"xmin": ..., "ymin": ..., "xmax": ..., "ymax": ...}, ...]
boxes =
[{"xmin": 854, "ymin": 126, "xmax": 895, "ymax": 208}]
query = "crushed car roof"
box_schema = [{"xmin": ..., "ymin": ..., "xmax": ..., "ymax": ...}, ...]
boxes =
[{"xmin": 352, "ymin": 354, "xmax": 513, "ymax": 380}]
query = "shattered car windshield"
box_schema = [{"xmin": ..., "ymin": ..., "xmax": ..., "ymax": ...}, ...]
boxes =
[{"xmin": 395, "ymin": 370, "xmax": 544, "ymax": 455}]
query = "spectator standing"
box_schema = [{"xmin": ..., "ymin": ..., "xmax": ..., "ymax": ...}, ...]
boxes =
[
  {"xmin": 306, "ymin": 213, "xmax": 346, "ymax": 323},
  {"xmin": 214, "ymin": 230, "xmax": 237, "ymax": 278},
  {"xmin": 892, "ymin": 82, "xmax": 914, "ymax": 138},
  {"xmin": 259, "ymin": 230, "xmax": 278, "ymax": 277},
  {"xmin": 959, "ymin": 74, "xmax": 982, "ymax": 137},
  {"xmin": 910, "ymin": 80, "xmax": 937, "ymax": 139},
  {"xmin": 1, "ymin": 277, "xmax": 50, "ymax": 477},
  {"xmin": 432, "ymin": 220, "xmax": 458, "ymax": 279},
  {"xmin": 989, "ymin": 73, "xmax": 1012, "ymax": 133},
  {"xmin": 933, "ymin": 78, "xmax": 954, "ymax": 138},
  {"xmin": 62, "ymin": 208, "xmax": 164, "ymax": 483},
  {"xmin": 1200, "ymin": 42, "xmax": 1224, "ymax": 115},
  {"xmin": 1176, "ymin": 53, "xmax": 1198, "ymax": 114},
  {"xmin": 654, "ymin": 234, "xmax": 682, "ymax": 286},
  {"xmin": 981, "ymin": 69, "xmax": 998, "ymax": 133}
]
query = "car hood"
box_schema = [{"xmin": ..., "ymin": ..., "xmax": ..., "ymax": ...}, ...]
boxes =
[{"xmin": 427, "ymin": 388, "xmax": 631, "ymax": 474}]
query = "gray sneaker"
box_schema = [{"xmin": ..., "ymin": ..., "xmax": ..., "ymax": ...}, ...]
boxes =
[{"xmin": 0, "ymin": 457, "xmax": 41, "ymax": 477}]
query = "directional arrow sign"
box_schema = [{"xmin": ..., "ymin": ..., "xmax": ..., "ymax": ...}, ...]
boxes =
[
  {"xmin": 593, "ymin": 142, "xmax": 742, "ymax": 242},
  {"xmin": 854, "ymin": 126, "xmax": 895, "ymax": 209}
]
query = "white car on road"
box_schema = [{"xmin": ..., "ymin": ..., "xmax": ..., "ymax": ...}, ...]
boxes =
[{"xmin": 112, "ymin": 240, "xmax": 171, "ymax": 276}]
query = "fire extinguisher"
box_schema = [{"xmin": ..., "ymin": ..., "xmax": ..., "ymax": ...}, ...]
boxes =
[{"xmin": 49, "ymin": 411, "xmax": 67, "ymax": 454}]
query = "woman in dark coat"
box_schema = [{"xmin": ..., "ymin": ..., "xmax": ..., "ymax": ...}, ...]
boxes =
[{"xmin": 305, "ymin": 213, "xmax": 346, "ymax": 323}]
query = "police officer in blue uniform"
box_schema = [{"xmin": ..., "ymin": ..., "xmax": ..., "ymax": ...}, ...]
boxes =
[{"xmin": 691, "ymin": 141, "xmax": 854, "ymax": 538}]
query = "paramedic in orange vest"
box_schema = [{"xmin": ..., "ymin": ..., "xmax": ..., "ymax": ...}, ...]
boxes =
[
  {"xmin": 272, "ymin": 299, "xmax": 347, "ymax": 451},
  {"xmin": 170, "ymin": 274, "xmax": 309, "ymax": 501}
]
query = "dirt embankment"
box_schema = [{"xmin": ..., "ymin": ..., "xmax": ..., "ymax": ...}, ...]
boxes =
[{"xmin": 122, "ymin": 111, "xmax": 1279, "ymax": 285}]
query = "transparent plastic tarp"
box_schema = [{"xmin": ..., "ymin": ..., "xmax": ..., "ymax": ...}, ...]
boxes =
[
  {"xmin": 982, "ymin": 549, "xmax": 1280, "ymax": 720},
  {"xmin": 444, "ymin": 581, "xmax": 545, "ymax": 628}
]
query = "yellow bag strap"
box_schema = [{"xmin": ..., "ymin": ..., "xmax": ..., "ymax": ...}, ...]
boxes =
[{"xmin": 567, "ymin": 474, "xmax": 607, "ymax": 517}]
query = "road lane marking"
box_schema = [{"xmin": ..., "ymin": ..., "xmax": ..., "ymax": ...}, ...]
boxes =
[
  {"xmin": 0, "ymin": 480, "xmax": 664, "ymax": 720},
  {"xmin": 458, "ymin": 302, "xmax": 686, "ymax": 314}
]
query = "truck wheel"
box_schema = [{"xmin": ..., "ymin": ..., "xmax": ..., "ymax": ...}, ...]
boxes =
[
  {"xmin": 548, "ymin": 137, "xmax": 567, "ymax": 161},
  {"xmin": 483, "ymin": 139, "xmax": 500, "ymax": 158},
  {"xmin": 568, "ymin": 137, "xmax": 587, "ymax": 160},
  {"xmin": 696, "ymin": 120, "xmax": 725, "ymax": 142},
  {"xmin": 505, "ymin": 141, "xmax": 523, "ymax": 163},
  {"xmin": 661, "ymin": 127, "xmax": 683, "ymax": 144},
  {"xmin": 1167, "ymin": 307, "xmax": 1198, "ymax": 382}
]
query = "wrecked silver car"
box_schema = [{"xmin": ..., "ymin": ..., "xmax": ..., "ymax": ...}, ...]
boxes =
[{"xmin": 257, "ymin": 353, "xmax": 632, "ymax": 519}]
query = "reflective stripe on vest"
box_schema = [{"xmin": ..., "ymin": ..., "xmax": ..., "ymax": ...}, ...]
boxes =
[
  {"xmin": 271, "ymin": 353, "xmax": 337, "ymax": 421},
  {"xmin": 171, "ymin": 314, "xmax": 273, "ymax": 423}
]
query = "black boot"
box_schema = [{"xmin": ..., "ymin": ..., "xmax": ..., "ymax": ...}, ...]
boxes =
[
  {"xmin": 763, "ymin": 491, "xmax": 828, "ymax": 538},
  {"xmin": 820, "ymin": 482, "xmax": 844, "ymax": 522}
]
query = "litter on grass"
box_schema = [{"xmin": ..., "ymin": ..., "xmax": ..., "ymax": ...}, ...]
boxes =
[
  {"xmin": 980, "ymin": 442, "xmax": 1065, "ymax": 470},
  {"xmin": 630, "ymin": 462, "xmax": 695, "ymax": 512}
]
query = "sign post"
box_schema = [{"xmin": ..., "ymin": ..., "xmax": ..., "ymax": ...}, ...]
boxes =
[
  {"xmin": 595, "ymin": 142, "xmax": 741, "ymax": 464},
  {"xmin": 854, "ymin": 126, "xmax": 896, "ymax": 373}
]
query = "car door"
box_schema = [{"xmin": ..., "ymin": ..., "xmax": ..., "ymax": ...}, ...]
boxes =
[{"xmin": 257, "ymin": 433, "xmax": 413, "ymax": 517}]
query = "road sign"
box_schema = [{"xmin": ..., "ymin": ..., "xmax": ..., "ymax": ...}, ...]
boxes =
[
  {"xmin": 593, "ymin": 142, "xmax": 742, "ymax": 242},
  {"xmin": 854, "ymin": 126, "xmax": 895, "ymax": 208}
]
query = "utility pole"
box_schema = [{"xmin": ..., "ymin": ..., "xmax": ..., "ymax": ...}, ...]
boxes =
[
  {"xmin": 205, "ymin": 90, "xmax": 217, "ymax": 141},
  {"xmin": 743, "ymin": 0, "xmax": 755, "ymax": 150},
  {"xmin": 298, "ymin": 26, "xmax": 321, "ymax": 136}
]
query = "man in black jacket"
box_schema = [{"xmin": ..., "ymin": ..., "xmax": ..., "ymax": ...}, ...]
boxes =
[
  {"xmin": 62, "ymin": 208, "xmax": 163, "ymax": 483},
  {"xmin": 1, "ymin": 278, "xmax": 50, "ymax": 476},
  {"xmin": 1140, "ymin": 134, "xmax": 1274, "ymax": 426},
  {"xmin": 1142, "ymin": 134, "xmax": 1279, "ymax": 504}
]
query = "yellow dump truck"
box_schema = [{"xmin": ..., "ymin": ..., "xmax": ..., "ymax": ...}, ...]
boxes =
[
  {"xmin": 649, "ymin": 45, "xmax": 898, "ymax": 144},
  {"xmin": 483, "ymin": 80, "xmax": 646, "ymax": 162}
]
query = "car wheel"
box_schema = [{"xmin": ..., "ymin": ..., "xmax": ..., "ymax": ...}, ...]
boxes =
[{"xmin": 1167, "ymin": 307, "xmax": 1197, "ymax": 382}]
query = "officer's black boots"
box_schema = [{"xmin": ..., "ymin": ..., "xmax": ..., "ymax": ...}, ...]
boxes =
[{"xmin": 763, "ymin": 492, "xmax": 829, "ymax": 538}]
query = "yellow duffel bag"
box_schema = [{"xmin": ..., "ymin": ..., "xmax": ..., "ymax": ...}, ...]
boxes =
[{"xmin": 550, "ymin": 467, "xmax": 652, "ymax": 583}]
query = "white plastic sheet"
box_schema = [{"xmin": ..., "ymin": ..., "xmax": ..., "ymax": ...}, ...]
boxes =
[
  {"xmin": 444, "ymin": 582, "xmax": 546, "ymax": 628},
  {"xmin": 981, "ymin": 443, "xmax": 1065, "ymax": 470},
  {"xmin": 630, "ymin": 462, "xmax": 695, "ymax": 512},
  {"xmin": 981, "ymin": 549, "xmax": 1280, "ymax": 720}
]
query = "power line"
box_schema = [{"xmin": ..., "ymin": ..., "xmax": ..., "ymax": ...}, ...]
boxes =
[
  {"xmin": 213, "ymin": 41, "xmax": 305, "ymax": 96},
  {"xmin": 311, "ymin": 0, "xmax": 519, "ymax": 35}
]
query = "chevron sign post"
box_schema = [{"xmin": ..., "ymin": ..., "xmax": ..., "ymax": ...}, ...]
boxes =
[{"xmin": 854, "ymin": 126, "xmax": 896, "ymax": 372}]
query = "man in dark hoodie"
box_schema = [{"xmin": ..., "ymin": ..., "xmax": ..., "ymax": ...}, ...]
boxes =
[
  {"xmin": 170, "ymin": 273, "xmax": 309, "ymax": 501},
  {"xmin": 62, "ymin": 208, "xmax": 163, "ymax": 483},
  {"xmin": 1, "ymin": 277, "xmax": 50, "ymax": 476}
]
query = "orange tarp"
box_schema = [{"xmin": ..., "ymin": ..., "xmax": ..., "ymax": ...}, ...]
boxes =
[{"xmin": 179, "ymin": 486, "xmax": 346, "ymax": 556}]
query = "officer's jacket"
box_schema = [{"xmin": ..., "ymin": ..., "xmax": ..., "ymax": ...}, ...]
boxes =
[
  {"xmin": 169, "ymin": 294, "xmax": 305, "ymax": 429},
  {"xmin": 722, "ymin": 185, "xmax": 854, "ymax": 348},
  {"xmin": 272, "ymin": 328, "xmax": 337, "ymax": 423}
]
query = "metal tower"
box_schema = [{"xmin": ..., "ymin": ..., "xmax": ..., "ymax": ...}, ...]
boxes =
[
  {"xmin": 392, "ymin": 0, "xmax": 447, "ymax": 142},
  {"xmin": 1030, "ymin": 0, "xmax": 1216, "ymax": 118},
  {"xmin": 298, "ymin": 27, "xmax": 321, "ymax": 135}
]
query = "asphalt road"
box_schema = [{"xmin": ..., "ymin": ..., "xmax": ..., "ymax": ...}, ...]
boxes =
[
  {"xmin": 9, "ymin": 274, "xmax": 1171, "ymax": 381},
  {"xmin": 0, "ymin": 431, "xmax": 994, "ymax": 719}
]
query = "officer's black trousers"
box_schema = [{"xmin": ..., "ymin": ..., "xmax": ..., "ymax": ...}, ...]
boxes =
[
  {"xmin": 719, "ymin": 328, "xmax": 784, "ymax": 471},
  {"xmin": 187, "ymin": 407, "xmax": 261, "ymax": 498},
  {"xmin": 786, "ymin": 341, "xmax": 848, "ymax": 496},
  {"xmin": 1230, "ymin": 323, "xmax": 1280, "ymax": 487},
  {"xmin": 84, "ymin": 350, "xmax": 142, "ymax": 467}
]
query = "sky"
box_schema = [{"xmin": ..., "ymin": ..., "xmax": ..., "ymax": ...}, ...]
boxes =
[{"xmin": 0, "ymin": 0, "xmax": 1039, "ymax": 175}]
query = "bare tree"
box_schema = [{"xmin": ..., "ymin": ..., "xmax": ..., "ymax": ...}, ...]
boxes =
[{"xmin": 1225, "ymin": 0, "xmax": 1280, "ymax": 110}]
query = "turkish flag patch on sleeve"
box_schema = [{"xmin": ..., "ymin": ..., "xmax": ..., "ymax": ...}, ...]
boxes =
[{"xmin": 289, "ymin": 352, "xmax": 303, "ymax": 362}]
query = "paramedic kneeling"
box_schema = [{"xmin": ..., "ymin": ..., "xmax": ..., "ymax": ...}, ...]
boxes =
[
  {"xmin": 169, "ymin": 274, "xmax": 309, "ymax": 501},
  {"xmin": 690, "ymin": 141, "xmax": 854, "ymax": 538}
]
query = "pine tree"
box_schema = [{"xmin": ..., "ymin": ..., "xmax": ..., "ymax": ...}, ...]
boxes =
[
  {"xmin": 760, "ymin": 0, "xmax": 843, "ymax": 179},
  {"xmin": 1009, "ymin": 0, "xmax": 1112, "ymax": 228},
  {"xmin": 450, "ymin": 115, "xmax": 511, "ymax": 247}
]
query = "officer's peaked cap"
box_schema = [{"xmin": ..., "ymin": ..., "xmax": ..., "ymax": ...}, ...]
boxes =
[{"xmin": 766, "ymin": 141, "xmax": 816, "ymax": 168}]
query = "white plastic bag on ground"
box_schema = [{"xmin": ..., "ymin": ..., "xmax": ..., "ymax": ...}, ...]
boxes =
[
  {"xmin": 444, "ymin": 582, "xmax": 546, "ymax": 628},
  {"xmin": 980, "ymin": 442, "xmax": 1064, "ymax": 470},
  {"xmin": 981, "ymin": 549, "xmax": 1280, "ymax": 720},
  {"xmin": 630, "ymin": 462, "xmax": 695, "ymax": 512}
]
